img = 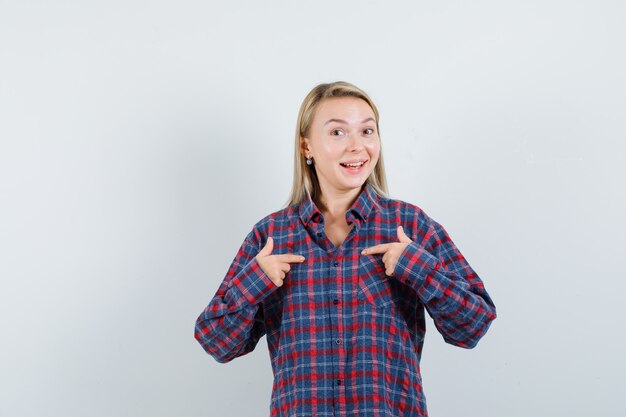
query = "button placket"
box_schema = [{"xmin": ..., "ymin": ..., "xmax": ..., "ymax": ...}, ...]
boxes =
[{"xmin": 329, "ymin": 252, "xmax": 346, "ymax": 397}]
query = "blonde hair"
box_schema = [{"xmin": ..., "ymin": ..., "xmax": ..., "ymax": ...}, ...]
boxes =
[{"xmin": 285, "ymin": 81, "xmax": 389, "ymax": 208}]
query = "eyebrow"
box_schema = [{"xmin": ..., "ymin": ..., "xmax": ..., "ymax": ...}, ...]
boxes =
[{"xmin": 324, "ymin": 117, "xmax": 376, "ymax": 126}]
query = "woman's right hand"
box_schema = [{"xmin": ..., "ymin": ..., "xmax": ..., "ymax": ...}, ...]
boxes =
[{"xmin": 255, "ymin": 236, "xmax": 305, "ymax": 287}]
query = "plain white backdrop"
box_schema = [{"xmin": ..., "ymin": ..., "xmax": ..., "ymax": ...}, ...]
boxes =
[{"xmin": 1, "ymin": 1, "xmax": 625, "ymax": 416}]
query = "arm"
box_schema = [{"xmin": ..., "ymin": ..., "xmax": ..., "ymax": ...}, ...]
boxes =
[
  {"xmin": 194, "ymin": 230, "xmax": 277, "ymax": 363},
  {"xmin": 394, "ymin": 220, "xmax": 497, "ymax": 348}
]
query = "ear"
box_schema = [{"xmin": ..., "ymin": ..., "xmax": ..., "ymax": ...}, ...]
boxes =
[{"xmin": 301, "ymin": 137, "xmax": 312, "ymax": 157}]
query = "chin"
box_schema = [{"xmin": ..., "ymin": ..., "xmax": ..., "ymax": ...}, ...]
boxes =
[{"xmin": 340, "ymin": 179, "xmax": 367, "ymax": 191}]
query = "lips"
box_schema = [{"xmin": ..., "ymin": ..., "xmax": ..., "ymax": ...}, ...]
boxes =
[
  {"xmin": 340, "ymin": 161, "xmax": 365, "ymax": 168},
  {"xmin": 339, "ymin": 159, "xmax": 367, "ymax": 168},
  {"xmin": 339, "ymin": 159, "xmax": 367, "ymax": 173}
]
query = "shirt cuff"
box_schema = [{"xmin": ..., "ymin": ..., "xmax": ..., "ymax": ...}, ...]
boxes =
[
  {"xmin": 393, "ymin": 241, "xmax": 443, "ymax": 303},
  {"xmin": 227, "ymin": 257, "xmax": 277, "ymax": 307}
]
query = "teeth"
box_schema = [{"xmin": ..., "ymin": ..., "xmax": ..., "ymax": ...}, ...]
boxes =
[{"xmin": 341, "ymin": 161, "xmax": 364, "ymax": 168}]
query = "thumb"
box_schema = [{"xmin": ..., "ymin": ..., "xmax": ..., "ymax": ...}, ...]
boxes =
[
  {"xmin": 258, "ymin": 236, "xmax": 274, "ymax": 257},
  {"xmin": 397, "ymin": 226, "xmax": 412, "ymax": 243}
]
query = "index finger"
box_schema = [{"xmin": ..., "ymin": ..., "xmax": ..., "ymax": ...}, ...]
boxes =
[
  {"xmin": 274, "ymin": 253, "xmax": 306, "ymax": 263},
  {"xmin": 361, "ymin": 243, "xmax": 392, "ymax": 255}
]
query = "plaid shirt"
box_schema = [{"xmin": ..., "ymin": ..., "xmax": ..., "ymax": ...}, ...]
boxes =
[{"xmin": 195, "ymin": 183, "xmax": 496, "ymax": 416}]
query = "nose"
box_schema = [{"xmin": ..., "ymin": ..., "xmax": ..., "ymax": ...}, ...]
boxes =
[{"xmin": 346, "ymin": 131, "xmax": 364, "ymax": 151}]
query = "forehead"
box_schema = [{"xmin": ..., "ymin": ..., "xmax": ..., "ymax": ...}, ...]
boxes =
[{"xmin": 312, "ymin": 97, "xmax": 375, "ymax": 124}]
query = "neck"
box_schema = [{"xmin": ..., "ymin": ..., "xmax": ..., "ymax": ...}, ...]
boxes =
[{"xmin": 315, "ymin": 183, "xmax": 364, "ymax": 221}]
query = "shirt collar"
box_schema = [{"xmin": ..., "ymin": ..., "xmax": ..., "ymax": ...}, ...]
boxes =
[{"xmin": 298, "ymin": 182, "xmax": 378, "ymax": 226}]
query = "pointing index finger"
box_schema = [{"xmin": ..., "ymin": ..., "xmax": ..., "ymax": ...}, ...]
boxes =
[
  {"xmin": 274, "ymin": 254, "xmax": 306, "ymax": 263},
  {"xmin": 361, "ymin": 244, "xmax": 392, "ymax": 255}
]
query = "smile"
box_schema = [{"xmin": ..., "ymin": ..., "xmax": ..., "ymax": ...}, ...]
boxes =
[
  {"xmin": 339, "ymin": 160, "xmax": 367, "ymax": 173},
  {"xmin": 340, "ymin": 161, "xmax": 365, "ymax": 168}
]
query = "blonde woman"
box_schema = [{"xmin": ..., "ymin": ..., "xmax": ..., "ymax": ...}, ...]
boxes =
[{"xmin": 195, "ymin": 81, "xmax": 497, "ymax": 416}]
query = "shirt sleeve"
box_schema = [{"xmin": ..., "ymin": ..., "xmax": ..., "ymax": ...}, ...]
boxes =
[
  {"xmin": 194, "ymin": 229, "xmax": 278, "ymax": 363},
  {"xmin": 393, "ymin": 220, "xmax": 497, "ymax": 349}
]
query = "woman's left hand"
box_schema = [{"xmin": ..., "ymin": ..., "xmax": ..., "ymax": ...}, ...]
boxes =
[{"xmin": 361, "ymin": 226, "xmax": 413, "ymax": 277}]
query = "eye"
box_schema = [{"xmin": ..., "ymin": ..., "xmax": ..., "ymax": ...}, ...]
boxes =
[
  {"xmin": 363, "ymin": 127, "xmax": 375, "ymax": 135},
  {"xmin": 330, "ymin": 129, "xmax": 344, "ymax": 136}
]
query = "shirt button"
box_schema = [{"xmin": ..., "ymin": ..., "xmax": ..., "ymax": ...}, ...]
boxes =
[
  {"xmin": 336, "ymin": 339, "xmax": 342, "ymax": 345},
  {"xmin": 336, "ymin": 379, "xmax": 342, "ymax": 386},
  {"xmin": 316, "ymin": 232, "xmax": 322, "ymax": 237},
  {"xmin": 332, "ymin": 260, "xmax": 339, "ymax": 267},
  {"xmin": 333, "ymin": 299, "xmax": 339, "ymax": 305}
]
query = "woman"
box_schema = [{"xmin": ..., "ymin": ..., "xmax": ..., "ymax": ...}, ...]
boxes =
[{"xmin": 195, "ymin": 81, "xmax": 497, "ymax": 416}]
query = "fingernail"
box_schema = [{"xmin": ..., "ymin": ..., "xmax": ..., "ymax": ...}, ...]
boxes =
[
  {"xmin": 361, "ymin": 249, "xmax": 367, "ymax": 255},
  {"xmin": 299, "ymin": 256, "xmax": 305, "ymax": 261}
]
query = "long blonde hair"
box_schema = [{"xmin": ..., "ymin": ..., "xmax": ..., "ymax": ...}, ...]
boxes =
[{"xmin": 284, "ymin": 81, "xmax": 388, "ymax": 208}]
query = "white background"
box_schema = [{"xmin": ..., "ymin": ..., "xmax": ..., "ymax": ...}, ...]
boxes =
[{"xmin": 1, "ymin": 1, "xmax": 625, "ymax": 416}]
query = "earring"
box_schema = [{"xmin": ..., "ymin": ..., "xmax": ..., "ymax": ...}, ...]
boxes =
[{"xmin": 306, "ymin": 157, "xmax": 313, "ymax": 166}]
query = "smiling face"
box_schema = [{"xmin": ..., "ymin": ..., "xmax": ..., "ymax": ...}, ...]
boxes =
[{"xmin": 302, "ymin": 96, "xmax": 380, "ymax": 197}]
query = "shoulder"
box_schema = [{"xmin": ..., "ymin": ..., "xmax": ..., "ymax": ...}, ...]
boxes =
[
  {"xmin": 375, "ymin": 193, "xmax": 444, "ymax": 247},
  {"xmin": 243, "ymin": 204, "xmax": 301, "ymax": 247},
  {"xmin": 376, "ymin": 193, "xmax": 435, "ymax": 227}
]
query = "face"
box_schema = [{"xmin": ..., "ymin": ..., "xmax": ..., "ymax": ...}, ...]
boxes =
[{"xmin": 303, "ymin": 97, "xmax": 380, "ymax": 196}]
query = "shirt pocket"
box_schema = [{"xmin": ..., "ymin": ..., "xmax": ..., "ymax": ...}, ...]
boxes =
[{"xmin": 357, "ymin": 254, "xmax": 401, "ymax": 309}]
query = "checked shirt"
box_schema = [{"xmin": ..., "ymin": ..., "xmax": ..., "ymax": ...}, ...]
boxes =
[{"xmin": 195, "ymin": 183, "xmax": 497, "ymax": 417}]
